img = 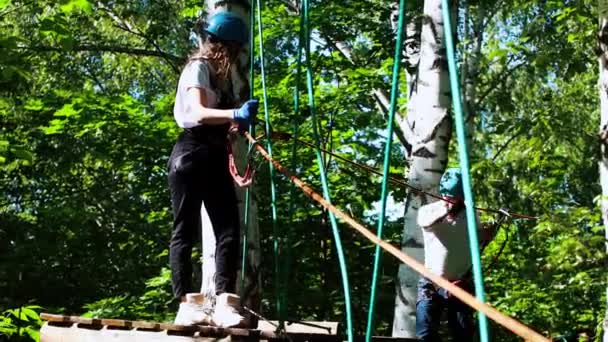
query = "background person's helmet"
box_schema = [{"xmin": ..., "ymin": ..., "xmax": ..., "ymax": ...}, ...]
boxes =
[
  {"xmin": 439, "ymin": 168, "xmax": 464, "ymax": 199},
  {"xmin": 204, "ymin": 12, "xmax": 248, "ymax": 45}
]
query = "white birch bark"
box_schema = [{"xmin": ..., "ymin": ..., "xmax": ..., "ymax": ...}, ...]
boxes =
[
  {"xmin": 598, "ymin": 2, "xmax": 608, "ymax": 341},
  {"xmin": 460, "ymin": 2, "xmax": 484, "ymax": 147},
  {"xmin": 392, "ymin": 0, "xmax": 454, "ymax": 337},
  {"xmin": 200, "ymin": 0, "xmax": 261, "ymax": 323}
]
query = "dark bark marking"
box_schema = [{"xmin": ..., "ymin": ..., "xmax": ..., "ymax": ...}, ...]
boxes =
[
  {"xmin": 413, "ymin": 147, "xmax": 437, "ymax": 158},
  {"xmin": 420, "ymin": 115, "xmax": 452, "ymax": 144},
  {"xmin": 423, "ymin": 168, "xmax": 445, "ymax": 175}
]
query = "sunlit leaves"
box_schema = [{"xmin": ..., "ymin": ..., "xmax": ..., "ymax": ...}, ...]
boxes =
[
  {"xmin": 0, "ymin": 306, "xmax": 42, "ymax": 341},
  {"xmin": 60, "ymin": 0, "xmax": 92, "ymax": 14}
]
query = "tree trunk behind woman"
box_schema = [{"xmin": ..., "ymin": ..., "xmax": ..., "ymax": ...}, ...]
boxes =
[{"xmin": 200, "ymin": 0, "xmax": 261, "ymax": 325}]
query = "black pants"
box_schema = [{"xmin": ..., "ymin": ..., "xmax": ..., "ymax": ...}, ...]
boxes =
[{"xmin": 168, "ymin": 130, "xmax": 240, "ymax": 299}]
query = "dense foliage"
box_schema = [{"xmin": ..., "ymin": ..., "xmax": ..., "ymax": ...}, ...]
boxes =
[{"xmin": 0, "ymin": 0, "xmax": 605, "ymax": 341}]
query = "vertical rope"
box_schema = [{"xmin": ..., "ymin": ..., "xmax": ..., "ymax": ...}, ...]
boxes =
[
  {"xmin": 301, "ymin": 1, "xmax": 353, "ymax": 341},
  {"xmin": 365, "ymin": 0, "xmax": 406, "ymax": 339},
  {"xmin": 282, "ymin": 10, "xmax": 306, "ymax": 325},
  {"xmin": 441, "ymin": 0, "xmax": 490, "ymax": 341},
  {"xmin": 255, "ymin": 0, "xmax": 283, "ymax": 327},
  {"xmin": 240, "ymin": 0, "xmax": 256, "ymax": 295}
]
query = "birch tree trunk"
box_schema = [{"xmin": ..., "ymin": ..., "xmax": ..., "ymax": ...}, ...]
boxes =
[
  {"xmin": 391, "ymin": 0, "xmax": 454, "ymax": 337},
  {"xmin": 200, "ymin": 0, "xmax": 261, "ymax": 325},
  {"xmin": 460, "ymin": 2, "xmax": 483, "ymax": 143},
  {"xmin": 597, "ymin": 2, "xmax": 608, "ymax": 340}
]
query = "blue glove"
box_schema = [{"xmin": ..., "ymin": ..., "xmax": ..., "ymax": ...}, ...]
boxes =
[{"xmin": 233, "ymin": 99, "xmax": 259, "ymax": 130}]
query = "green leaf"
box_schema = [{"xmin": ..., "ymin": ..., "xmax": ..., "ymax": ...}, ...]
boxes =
[
  {"xmin": 11, "ymin": 146, "xmax": 34, "ymax": 165},
  {"xmin": 24, "ymin": 99, "xmax": 45, "ymax": 111},
  {"xmin": 0, "ymin": 0, "xmax": 11, "ymax": 10},
  {"xmin": 54, "ymin": 103, "xmax": 80, "ymax": 117},
  {"xmin": 24, "ymin": 326, "xmax": 40, "ymax": 341},
  {"xmin": 39, "ymin": 17, "xmax": 71, "ymax": 37},
  {"xmin": 41, "ymin": 119, "xmax": 66, "ymax": 135},
  {"xmin": 19, "ymin": 307, "xmax": 41, "ymax": 323},
  {"xmin": 60, "ymin": 0, "xmax": 92, "ymax": 14}
]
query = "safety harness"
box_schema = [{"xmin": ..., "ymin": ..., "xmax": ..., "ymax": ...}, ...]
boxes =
[{"xmin": 202, "ymin": 59, "xmax": 256, "ymax": 188}]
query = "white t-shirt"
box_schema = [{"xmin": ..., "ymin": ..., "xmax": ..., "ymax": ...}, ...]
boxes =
[
  {"xmin": 173, "ymin": 60, "xmax": 219, "ymax": 128},
  {"xmin": 421, "ymin": 209, "xmax": 480, "ymax": 281}
]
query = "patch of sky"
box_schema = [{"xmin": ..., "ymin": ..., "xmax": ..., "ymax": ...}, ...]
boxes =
[{"xmin": 364, "ymin": 193, "xmax": 405, "ymax": 222}]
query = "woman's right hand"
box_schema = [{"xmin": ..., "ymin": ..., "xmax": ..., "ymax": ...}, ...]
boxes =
[{"xmin": 233, "ymin": 99, "xmax": 259, "ymax": 129}]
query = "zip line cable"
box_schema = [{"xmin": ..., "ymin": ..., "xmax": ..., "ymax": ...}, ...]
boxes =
[
  {"xmin": 242, "ymin": 131, "xmax": 550, "ymax": 342},
  {"xmin": 260, "ymin": 131, "xmax": 538, "ymax": 221},
  {"xmin": 365, "ymin": 0, "xmax": 406, "ymax": 339}
]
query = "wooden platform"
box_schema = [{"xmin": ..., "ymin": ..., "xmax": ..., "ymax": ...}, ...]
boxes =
[{"xmin": 40, "ymin": 313, "xmax": 418, "ymax": 342}]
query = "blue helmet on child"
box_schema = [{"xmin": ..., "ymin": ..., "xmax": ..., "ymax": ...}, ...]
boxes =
[
  {"xmin": 204, "ymin": 12, "xmax": 249, "ymax": 45},
  {"xmin": 439, "ymin": 168, "xmax": 464, "ymax": 199}
]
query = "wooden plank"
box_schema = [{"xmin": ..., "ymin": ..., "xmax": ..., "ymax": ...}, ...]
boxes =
[
  {"xmin": 40, "ymin": 313, "xmax": 415, "ymax": 342},
  {"xmin": 41, "ymin": 313, "xmax": 74, "ymax": 323},
  {"xmin": 101, "ymin": 318, "xmax": 133, "ymax": 329},
  {"xmin": 132, "ymin": 320, "xmax": 164, "ymax": 331},
  {"xmin": 42, "ymin": 313, "xmax": 103, "ymax": 327}
]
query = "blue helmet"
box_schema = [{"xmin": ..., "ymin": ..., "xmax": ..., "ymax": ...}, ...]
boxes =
[
  {"xmin": 204, "ymin": 12, "xmax": 248, "ymax": 45},
  {"xmin": 439, "ymin": 168, "xmax": 464, "ymax": 199}
]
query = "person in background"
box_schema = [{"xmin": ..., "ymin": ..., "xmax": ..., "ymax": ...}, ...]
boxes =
[
  {"xmin": 416, "ymin": 168, "xmax": 497, "ymax": 341},
  {"xmin": 167, "ymin": 11, "xmax": 258, "ymax": 328}
]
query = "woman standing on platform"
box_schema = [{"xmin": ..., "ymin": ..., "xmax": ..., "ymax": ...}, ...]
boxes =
[{"xmin": 167, "ymin": 11, "xmax": 258, "ymax": 328}]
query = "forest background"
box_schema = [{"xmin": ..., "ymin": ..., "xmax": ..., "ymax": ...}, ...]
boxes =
[{"xmin": 0, "ymin": 0, "xmax": 605, "ymax": 341}]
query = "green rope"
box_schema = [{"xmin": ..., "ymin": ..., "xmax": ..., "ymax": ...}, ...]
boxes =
[
  {"xmin": 440, "ymin": 0, "xmax": 489, "ymax": 341},
  {"xmin": 301, "ymin": 1, "xmax": 353, "ymax": 341},
  {"xmin": 288, "ymin": 0, "xmax": 305, "ymax": 246},
  {"xmin": 281, "ymin": 11, "xmax": 306, "ymax": 325},
  {"xmin": 255, "ymin": 0, "xmax": 284, "ymax": 327},
  {"xmin": 240, "ymin": 1, "xmax": 256, "ymax": 296},
  {"xmin": 365, "ymin": 0, "xmax": 406, "ymax": 339}
]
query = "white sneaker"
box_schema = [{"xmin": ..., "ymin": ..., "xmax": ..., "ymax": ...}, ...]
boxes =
[
  {"xmin": 212, "ymin": 293, "xmax": 246, "ymax": 328},
  {"xmin": 174, "ymin": 293, "xmax": 213, "ymax": 326}
]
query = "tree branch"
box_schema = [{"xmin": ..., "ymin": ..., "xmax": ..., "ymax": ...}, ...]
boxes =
[
  {"xmin": 373, "ymin": 88, "xmax": 408, "ymax": 147},
  {"xmin": 83, "ymin": 64, "xmax": 107, "ymax": 93},
  {"xmin": 0, "ymin": 0, "xmax": 36, "ymax": 19},
  {"xmin": 15, "ymin": 44, "xmax": 181, "ymax": 62},
  {"xmin": 476, "ymin": 59, "xmax": 525, "ymax": 106},
  {"xmin": 491, "ymin": 129, "xmax": 524, "ymax": 162},
  {"xmin": 95, "ymin": 1, "xmax": 180, "ymax": 73},
  {"xmin": 319, "ymin": 32, "xmax": 410, "ymax": 149}
]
